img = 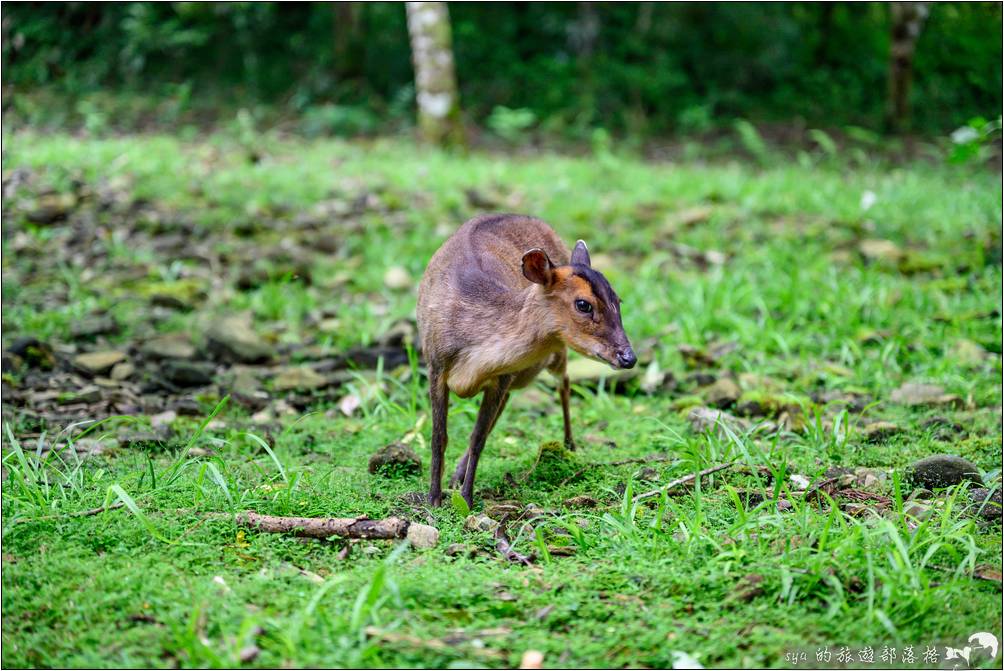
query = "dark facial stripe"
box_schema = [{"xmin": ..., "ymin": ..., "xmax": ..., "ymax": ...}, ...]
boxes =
[{"xmin": 570, "ymin": 265, "xmax": 620, "ymax": 310}]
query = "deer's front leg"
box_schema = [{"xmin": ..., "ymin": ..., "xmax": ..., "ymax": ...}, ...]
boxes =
[
  {"xmin": 549, "ymin": 350, "xmax": 576, "ymax": 450},
  {"xmin": 460, "ymin": 375, "xmax": 512, "ymax": 508}
]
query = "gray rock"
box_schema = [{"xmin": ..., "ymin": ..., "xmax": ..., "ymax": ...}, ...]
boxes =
[
  {"xmin": 368, "ymin": 442, "xmax": 421, "ymax": 477},
  {"xmin": 70, "ymin": 316, "xmax": 118, "ymax": 339},
  {"xmin": 163, "ymin": 360, "xmax": 215, "ymax": 387},
  {"xmin": 206, "ymin": 316, "xmax": 272, "ymax": 364},
  {"xmin": 563, "ymin": 495, "xmax": 598, "ymax": 508},
  {"xmin": 271, "ymin": 366, "xmax": 328, "ymax": 392},
  {"xmin": 141, "ymin": 334, "xmax": 196, "ymax": 360},
  {"xmin": 117, "ymin": 428, "xmax": 172, "ymax": 450},
  {"xmin": 907, "ymin": 455, "xmax": 983, "ymax": 490},
  {"xmin": 862, "ymin": 421, "xmax": 901, "ymax": 443},
  {"xmin": 950, "ymin": 338, "xmax": 990, "ymax": 366},
  {"xmin": 890, "ymin": 382, "xmax": 963, "ymax": 409},
  {"xmin": 445, "ymin": 543, "xmax": 477, "ymax": 557},
  {"xmin": 406, "ymin": 523, "xmax": 440, "ymax": 549},
  {"xmin": 464, "ymin": 514, "xmax": 499, "ymax": 533},
  {"xmin": 688, "ymin": 406, "xmax": 750, "ymax": 435},
  {"xmin": 109, "ymin": 362, "xmax": 135, "ymax": 381},
  {"xmin": 967, "ymin": 488, "xmax": 1002, "ymax": 521},
  {"xmin": 859, "ymin": 238, "xmax": 904, "ymax": 263},
  {"xmin": 73, "ymin": 350, "xmax": 127, "ymax": 375},
  {"xmin": 704, "ymin": 377, "xmax": 741, "ymax": 408},
  {"xmin": 7, "ymin": 337, "xmax": 55, "ymax": 369}
]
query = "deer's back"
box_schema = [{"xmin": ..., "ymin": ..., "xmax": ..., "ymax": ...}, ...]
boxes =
[{"xmin": 418, "ymin": 214, "xmax": 570, "ymax": 381}]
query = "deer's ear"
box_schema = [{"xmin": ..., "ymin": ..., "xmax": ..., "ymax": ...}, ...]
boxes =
[
  {"xmin": 522, "ymin": 248, "xmax": 555, "ymax": 286},
  {"xmin": 571, "ymin": 239, "xmax": 591, "ymax": 267}
]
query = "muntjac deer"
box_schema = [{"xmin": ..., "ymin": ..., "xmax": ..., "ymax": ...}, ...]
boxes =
[{"xmin": 417, "ymin": 214, "xmax": 636, "ymax": 507}]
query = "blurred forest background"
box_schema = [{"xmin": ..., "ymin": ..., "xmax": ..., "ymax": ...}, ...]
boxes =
[{"xmin": 2, "ymin": 2, "xmax": 1001, "ymax": 148}]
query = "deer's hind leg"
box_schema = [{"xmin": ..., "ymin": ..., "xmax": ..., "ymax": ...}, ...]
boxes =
[
  {"xmin": 449, "ymin": 388, "xmax": 510, "ymax": 488},
  {"xmin": 427, "ymin": 365, "xmax": 449, "ymax": 506}
]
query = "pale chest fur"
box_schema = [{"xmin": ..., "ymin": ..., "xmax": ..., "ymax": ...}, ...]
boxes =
[{"xmin": 446, "ymin": 333, "xmax": 561, "ymax": 398}]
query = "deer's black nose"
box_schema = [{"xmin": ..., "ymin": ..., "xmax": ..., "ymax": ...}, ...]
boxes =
[{"xmin": 617, "ymin": 348, "xmax": 637, "ymax": 369}]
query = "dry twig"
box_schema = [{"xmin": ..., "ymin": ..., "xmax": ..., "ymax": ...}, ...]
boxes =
[{"xmin": 633, "ymin": 462, "xmax": 736, "ymax": 502}]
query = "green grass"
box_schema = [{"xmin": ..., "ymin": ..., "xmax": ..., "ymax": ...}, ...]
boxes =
[{"xmin": 2, "ymin": 131, "xmax": 1002, "ymax": 668}]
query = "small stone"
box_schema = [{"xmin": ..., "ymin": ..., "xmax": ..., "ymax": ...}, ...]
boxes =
[
  {"xmin": 162, "ymin": 360, "xmax": 215, "ymax": 387},
  {"xmin": 520, "ymin": 650, "xmax": 544, "ymax": 670},
  {"xmin": 206, "ymin": 315, "xmax": 272, "ymax": 364},
  {"xmin": 862, "ymin": 421, "xmax": 901, "ymax": 443},
  {"xmin": 485, "ymin": 503, "xmax": 523, "ymax": 519},
  {"xmin": 117, "ymin": 429, "xmax": 172, "ymax": 450},
  {"xmin": 890, "ymin": 382, "xmax": 963, "ymax": 408},
  {"xmin": 406, "ymin": 523, "xmax": 440, "ymax": 549},
  {"xmin": 150, "ymin": 410, "xmax": 177, "ymax": 429},
  {"xmin": 141, "ymin": 334, "xmax": 196, "ymax": 360},
  {"xmin": 789, "ymin": 474, "xmax": 811, "ymax": 490},
  {"xmin": 70, "ymin": 316, "xmax": 118, "ymax": 340},
  {"xmin": 859, "ymin": 238, "xmax": 904, "ymax": 263},
  {"xmin": 703, "ymin": 377, "xmax": 741, "ymax": 408},
  {"xmin": 907, "ymin": 454, "xmax": 983, "ymax": 490},
  {"xmin": 687, "ymin": 406, "xmax": 750, "ymax": 435},
  {"xmin": 563, "ymin": 495, "xmax": 598, "ymax": 508},
  {"xmin": 74, "ymin": 350, "xmax": 127, "ymax": 375},
  {"xmin": 854, "ymin": 468, "xmax": 887, "ymax": 490},
  {"xmin": 638, "ymin": 467, "xmax": 660, "ymax": 482},
  {"xmin": 464, "ymin": 514, "xmax": 499, "ymax": 533},
  {"xmin": 383, "ymin": 266, "xmax": 412, "ymax": 290},
  {"xmin": 368, "ymin": 442, "xmax": 421, "ymax": 477},
  {"xmin": 967, "ymin": 488, "xmax": 1002, "ymax": 521},
  {"xmin": 27, "ymin": 191, "xmax": 76, "ymax": 224},
  {"xmin": 950, "ymin": 338, "xmax": 990, "ymax": 366},
  {"xmin": 271, "ymin": 366, "xmax": 328, "ymax": 392},
  {"xmin": 445, "ymin": 543, "xmax": 476, "ymax": 557},
  {"xmin": 109, "ymin": 362, "xmax": 135, "ymax": 381},
  {"xmin": 639, "ymin": 360, "xmax": 666, "ymax": 394},
  {"xmin": 238, "ymin": 646, "xmax": 261, "ymax": 664},
  {"xmin": 6, "ymin": 337, "xmax": 55, "ymax": 370}
]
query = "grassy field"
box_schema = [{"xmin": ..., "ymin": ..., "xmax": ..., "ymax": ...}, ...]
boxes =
[{"xmin": 2, "ymin": 131, "xmax": 1002, "ymax": 668}]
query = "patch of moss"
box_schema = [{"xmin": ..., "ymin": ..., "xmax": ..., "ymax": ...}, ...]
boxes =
[
  {"xmin": 734, "ymin": 390, "xmax": 807, "ymax": 419},
  {"xmin": 527, "ymin": 440, "xmax": 581, "ymax": 487},
  {"xmin": 131, "ymin": 278, "xmax": 207, "ymax": 306},
  {"xmin": 670, "ymin": 395, "xmax": 705, "ymax": 412}
]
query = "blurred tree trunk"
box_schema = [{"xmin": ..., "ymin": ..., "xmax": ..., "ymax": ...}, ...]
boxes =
[
  {"xmin": 570, "ymin": 2, "xmax": 600, "ymax": 125},
  {"xmin": 406, "ymin": 2, "xmax": 463, "ymax": 146},
  {"xmin": 886, "ymin": 2, "xmax": 929, "ymax": 132},
  {"xmin": 333, "ymin": 3, "xmax": 365, "ymax": 84}
]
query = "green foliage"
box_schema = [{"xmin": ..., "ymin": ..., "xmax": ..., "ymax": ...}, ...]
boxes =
[
  {"xmin": 486, "ymin": 106, "xmax": 536, "ymax": 142},
  {"xmin": 948, "ymin": 115, "xmax": 1003, "ymax": 164},
  {"xmin": 3, "ymin": 3, "xmax": 1000, "ymax": 135}
]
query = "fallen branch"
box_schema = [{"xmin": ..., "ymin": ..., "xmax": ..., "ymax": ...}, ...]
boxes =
[
  {"xmin": 557, "ymin": 454, "xmax": 674, "ymax": 487},
  {"xmin": 224, "ymin": 512, "xmax": 439, "ymax": 547},
  {"xmin": 607, "ymin": 454, "xmax": 672, "ymax": 466},
  {"xmin": 234, "ymin": 511, "xmax": 407, "ymax": 539},
  {"xmin": 17, "ymin": 501, "xmax": 125, "ymax": 523},
  {"xmin": 633, "ymin": 462, "xmax": 736, "ymax": 502}
]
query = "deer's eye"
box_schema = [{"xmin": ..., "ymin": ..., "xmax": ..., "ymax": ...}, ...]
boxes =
[{"xmin": 575, "ymin": 299, "xmax": 593, "ymax": 314}]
